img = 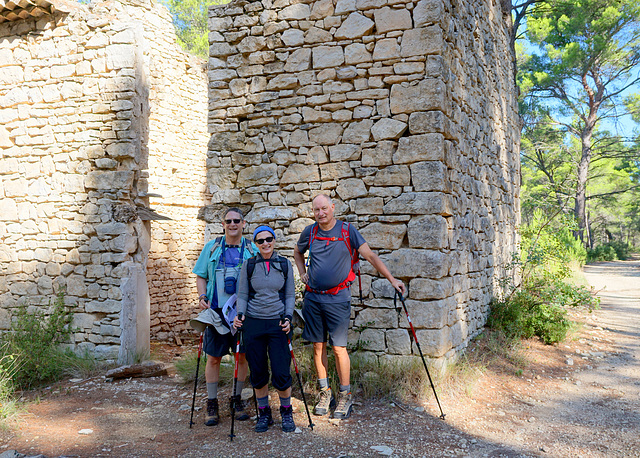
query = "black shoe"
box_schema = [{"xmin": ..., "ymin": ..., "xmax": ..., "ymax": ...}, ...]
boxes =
[
  {"xmin": 231, "ymin": 394, "xmax": 250, "ymax": 421},
  {"xmin": 205, "ymin": 398, "xmax": 219, "ymax": 426},
  {"xmin": 255, "ymin": 406, "xmax": 273, "ymax": 433},
  {"xmin": 280, "ymin": 405, "xmax": 296, "ymax": 433}
]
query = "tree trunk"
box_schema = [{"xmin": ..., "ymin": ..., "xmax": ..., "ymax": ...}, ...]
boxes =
[{"xmin": 574, "ymin": 131, "xmax": 592, "ymax": 246}]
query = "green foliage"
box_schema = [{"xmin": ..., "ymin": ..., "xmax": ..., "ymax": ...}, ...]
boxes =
[
  {"xmin": 0, "ymin": 345, "xmax": 21, "ymax": 422},
  {"xmin": 176, "ymin": 351, "xmax": 232, "ymax": 386},
  {"xmin": 2, "ymin": 290, "xmax": 77, "ymax": 389},
  {"xmin": 163, "ymin": 0, "xmax": 229, "ymax": 57},
  {"xmin": 587, "ymin": 241, "xmax": 631, "ymax": 261}
]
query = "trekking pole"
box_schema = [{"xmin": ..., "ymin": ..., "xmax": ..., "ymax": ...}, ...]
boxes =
[
  {"xmin": 189, "ymin": 332, "xmax": 204, "ymax": 429},
  {"xmin": 230, "ymin": 320, "xmax": 242, "ymax": 441},
  {"xmin": 282, "ymin": 315, "xmax": 314, "ymax": 430},
  {"xmin": 395, "ymin": 291, "xmax": 446, "ymax": 420}
]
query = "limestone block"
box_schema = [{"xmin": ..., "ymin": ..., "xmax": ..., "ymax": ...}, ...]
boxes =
[
  {"xmin": 0, "ymin": 126, "xmax": 13, "ymax": 147},
  {"xmin": 289, "ymin": 130, "xmax": 310, "ymax": 147},
  {"xmin": 354, "ymin": 197, "xmax": 384, "ymax": 214},
  {"xmin": 85, "ymin": 171, "xmax": 134, "ymax": 190},
  {"xmin": 0, "ymin": 308, "xmax": 10, "ymax": 330},
  {"xmin": 408, "ymin": 215, "xmax": 448, "ymax": 249},
  {"xmin": 401, "ymin": 26, "xmax": 443, "ymax": 58},
  {"xmin": 278, "ymin": 3, "xmax": 311, "ymax": 20},
  {"xmin": 359, "ymin": 222, "xmax": 406, "ymax": 249},
  {"xmin": 374, "ymin": 7, "xmax": 412, "ymax": 33},
  {"xmin": 386, "ymin": 329, "xmax": 411, "ymax": 354},
  {"xmin": 329, "ymin": 144, "xmax": 361, "ymax": 161},
  {"xmin": 371, "ymin": 118, "xmax": 407, "ymax": 141},
  {"xmin": 305, "ymin": 27, "xmax": 333, "ymax": 44},
  {"xmin": 111, "ymin": 234, "xmax": 138, "ymax": 253},
  {"xmin": 359, "ymin": 328, "xmax": 386, "ymax": 351},
  {"xmin": 373, "ymin": 38, "xmax": 400, "ymax": 61},
  {"xmin": 281, "ymin": 164, "xmax": 321, "ymax": 184},
  {"xmin": 370, "ymin": 278, "xmax": 399, "ymax": 298},
  {"xmin": 237, "ymin": 36, "xmax": 266, "ymax": 53},
  {"xmin": 383, "ymin": 192, "xmax": 453, "ymax": 216},
  {"xmin": 309, "ymin": 123, "xmax": 344, "ymax": 145},
  {"xmin": 393, "ymin": 133, "xmax": 445, "ymax": 163},
  {"xmin": 335, "ymin": 12, "xmax": 374, "ymax": 40},
  {"xmin": 290, "ymin": 217, "xmax": 315, "ymax": 233},
  {"xmin": 0, "ymin": 199, "xmax": 18, "ymax": 221},
  {"xmin": 336, "ymin": 178, "xmax": 367, "ymax": 200},
  {"xmin": 380, "ymin": 248, "xmax": 448, "ymax": 278},
  {"xmin": 409, "ymin": 111, "xmax": 449, "ymax": 134},
  {"xmin": 86, "ymin": 300, "xmax": 120, "ymax": 314},
  {"xmin": 67, "ymin": 274, "xmax": 87, "ymax": 297},
  {"xmin": 335, "ymin": 0, "xmax": 357, "ymax": 14},
  {"xmin": 355, "ymin": 307, "xmax": 397, "ymax": 329},
  {"xmin": 209, "ymin": 42, "xmax": 237, "ymax": 57},
  {"xmin": 414, "ymin": 0, "xmax": 444, "ymax": 27},
  {"xmin": 342, "ymin": 119, "xmax": 373, "ymax": 143},
  {"xmin": 394, "ymin": 62, "xmax": 425, "ymax": 74},
  {"xmin": 106, "ymin": 142, "xmax": 135, "ymax": 158},
  {"xmin": 345, "ymin": 43, "xmax": 372, "ymax": 64},
  {"xmin": 411, "ymin": 161, "xmax": 450, "ymax": 192},
  {"xmin": 320, "ymin": 162, "xmax": 354, "ymax": 180},
  {"xmin": 414, "ymin": 326, "xmax": 450, "ymax": 357},
  {"xmin": 267, "ymin": 74, "xmax": 299, "ymax": 90},
  {"xmin": 310, "ymin": 0, "xmax": 334, "ymax": 19},
  {"xmin": 106, "ymin": 45, "xmax": 135, "ymax": 69},
  {"xmin": 389, "ymin": 79, "xmax": 446, "ymax": 114},
  {"xmin": 373, "ymin": 165, "xmax": 410, "ymax": 186},
  {"xmin": 0, "ymin": 66, "xmax": 24, "ymax": 84},
  {"xmin": 362, "ymin": 141, "xmax": 395, "ymax": 166},
  {"xmin": 209, "ymin": 16, "xmax": 233, "ymax": 31},
  {"xmin": 302, "ymin": 107, "xmax": 333, "ymax": 123},
  {"xmin": 410, "ymin": 277, "xmax": 453, "ymax": 300},
  {"xmin": 262, "ymin": 133, "xmax": 285, "ymax": 152},
  {"xmin": 207, "ymin": 168, "xmax": 236, "ymax": 189},
  {"xmin": 282, "ymin": 29, "xmax": 304, "ymax": 46},
  {"xmin": 312, "ymin": 46, "xmax": 345, "ymax": 69},
  {"xmin": 246, "ymin": 206, "xmax": 297, "ymax": 223},
  {"xmin": 284, "ymin": 48, "xmax": 312, "ymax": 72}
]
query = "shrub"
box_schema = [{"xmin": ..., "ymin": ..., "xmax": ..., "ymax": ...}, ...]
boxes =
[
  {"xmin": 2, "ymin": 289, "xmax": 77, "ymax": 389},
  {"xmin": 587, "ymin": 241, "xmax": 630, "ymax": 261}
]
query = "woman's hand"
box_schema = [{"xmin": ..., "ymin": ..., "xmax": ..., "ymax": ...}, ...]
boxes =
[
  {"xmin": 280, "ymin": 318, "xmax": 291, "ymax": 334},
  {"xmin": 233, "ymin": 314, "xmax": 245, "ymax": 330}
]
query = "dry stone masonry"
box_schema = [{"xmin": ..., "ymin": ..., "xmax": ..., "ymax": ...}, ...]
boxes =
[
  {"xmin": 205, "ymin": 0, "xmax": 520, "ymax": 363},
  {"xmin": 0, "ymin": 0, "xmax": 209, "ymax": 361}
]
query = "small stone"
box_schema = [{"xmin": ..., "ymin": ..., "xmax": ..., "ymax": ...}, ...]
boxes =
[
  {"xmin": 78, "ymin": 429, "xmax": 94, "ymax": 435},
  {"xmin": 70, "ymin": 378, "xmax": 83, "ymax": 383},
  {"xmin": 294, "ymin": 427, "xmax": 302, "ymax": 433},
  {"xmin": 370, "ymin": 445, "xmax": 394, "ymax": 456},
  {"xmin": 178, "ymin": 404, "xmax": 190, "ymax": 411},
  {"xmin": 414, "ymin": 406, "xmax": 425, "ymax": 412},
  {"xmin": 566, "ymin": 358, "xmax": 574, "ymax": 366}
]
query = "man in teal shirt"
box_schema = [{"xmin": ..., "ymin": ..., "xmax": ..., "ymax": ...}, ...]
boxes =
[{"xmin": 192, "ymin": 208, "xmax": 256, "ymax": 426}]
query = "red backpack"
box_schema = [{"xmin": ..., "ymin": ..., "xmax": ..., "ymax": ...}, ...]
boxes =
[{"xmin": 305, "ymin": 222, "xmax": 362, "ymax": 301}]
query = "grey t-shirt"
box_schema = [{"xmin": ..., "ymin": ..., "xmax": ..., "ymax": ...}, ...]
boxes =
[
  {"xmin": 297, "ymin": 220, "xmax": 365, "ymax": 303},
  {"xmin": 236, "ymin": 252, "xmax": 295, "ymax": 320}
]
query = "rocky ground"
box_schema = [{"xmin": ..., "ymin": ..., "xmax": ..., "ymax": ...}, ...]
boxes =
[{"xmin": 0, "ymin": 258, "xmax": 638, "ymax": 458}]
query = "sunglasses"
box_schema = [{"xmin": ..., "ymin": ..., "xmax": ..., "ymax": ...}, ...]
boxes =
[
  {"xmin": 255, "ymin": 236, "xmax": 274, "ymax": 245},
  {"xmin": 225, "ymin": 218, "xmax": 242, "ymax": 224}
]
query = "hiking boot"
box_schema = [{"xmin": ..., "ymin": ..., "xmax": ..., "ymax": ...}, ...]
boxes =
[
  {"xmin": 332, "ymin": 391, "xmax": 353, "ymax": 420},
  {"xmin": 231, "ymin": 394, "xmax": 250, "ymax": 421},
  {"xmin": 255, "ymin": 406, "xmax": 274, "ymax": 433},
  {"xmin": 280, "ymin": 405, "xmax": 296, "ymax": 433},
  {"xmin": 313, "ymin": 388, "xmax": 335, "ymax": 416},
  {"xmin": 204, "ymin": 398, "xmax": 219, "ymax": 426}
]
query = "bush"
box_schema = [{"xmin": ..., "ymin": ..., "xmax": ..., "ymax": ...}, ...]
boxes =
[
  {"xmin": 587, "ymin": 241, "xmax": 630, "ymax": 261},
  {"xmin": 2, "ymin": 289, "xmax": 77, "ymax": 390}
]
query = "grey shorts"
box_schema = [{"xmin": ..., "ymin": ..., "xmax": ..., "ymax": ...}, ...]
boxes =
[{"xmin": 301, "ymin": 297, "xmax": 351, "ymax": 347}]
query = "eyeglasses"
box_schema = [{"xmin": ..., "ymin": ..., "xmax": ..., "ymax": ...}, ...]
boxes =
[
  {"xmin": 255, "ymin": 236, "xmax": 274, "ymax": 245},
  {"xmin": 225, "ymin": 219, "xmax": 242, "ymax": 224}
]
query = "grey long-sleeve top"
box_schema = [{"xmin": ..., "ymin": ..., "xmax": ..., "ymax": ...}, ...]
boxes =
[{"xmin": 236, "ymin": 252, "xmax": 295, "ymax": 320}]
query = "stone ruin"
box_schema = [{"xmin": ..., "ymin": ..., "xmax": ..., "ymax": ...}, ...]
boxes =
[
  {"xmin": 203, "ymin": 0, "xmax": 520, "ymax": 363},
  {"xmin": 0, "ymin": 0, "xmax": 520, "ymax": 365}
]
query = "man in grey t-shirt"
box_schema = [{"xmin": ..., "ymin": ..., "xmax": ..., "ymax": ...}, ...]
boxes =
[{"xmin": 294, "ymin": 194, "xmax": 406, "ymax": 420}]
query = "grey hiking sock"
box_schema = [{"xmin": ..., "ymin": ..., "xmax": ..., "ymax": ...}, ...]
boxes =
[
  {"xmin": 339, "ymin": 384, "xmax": 351, "ymax": 394},
  {"xmin": 279, "ymin": 396, "xmax": 291, "ymax": 408},
  {"xmin": 235, "ymin": 380, "xmax": 244, "ymax": 396},
  {"xmin": 257, "ymin": 395, "xmax": 269, "ymax": 409},
  {"xmin": 207, "ymin": 382, "xmax": 218, "ymax": 399},
  {"xmin": 318, "ymin": 378, "xmax": 329, "ymax": 390}
]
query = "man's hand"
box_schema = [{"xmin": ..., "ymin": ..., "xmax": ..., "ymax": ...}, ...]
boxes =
[
  {"xmin": 198, "ymin": 295, "xmax": 209, "ymax": 310},
  {"xmin": 301, "ymin": 272, "xmax": 309, "ymax": 284},
  {"xmin": 390, "ymin": 278, "xmax": 406, "ymax": 296}
]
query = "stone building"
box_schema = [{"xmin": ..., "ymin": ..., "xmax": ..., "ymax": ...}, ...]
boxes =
[
  {"xmin": 203, "ymin": 0, "xmax": 521, "ymax": 363},
  {"xmin": 0, "ymin": 0, "xmax": 209, "ymax": 362}
]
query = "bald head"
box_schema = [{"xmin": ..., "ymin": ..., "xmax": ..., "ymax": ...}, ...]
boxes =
[{"xmin": 312, "ymin": 194, "xmax": 332, "ymax": 206}]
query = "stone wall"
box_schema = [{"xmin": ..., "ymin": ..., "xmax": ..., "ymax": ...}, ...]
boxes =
[
  {"xmin": 0, "ymin": 0, "xmax": 209, "ymax": 361},
  {"xmin": 205, "ymin": 0, "xmax": 520, "ymax": 362}
]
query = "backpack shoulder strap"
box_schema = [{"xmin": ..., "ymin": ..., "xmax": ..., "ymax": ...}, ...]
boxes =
[
  {"xmin": 243, "ymin": 237, "xmax": 255, "ymax": 257},
  {"xmin": 247, "ymin": 256, "xmax": 258, "ymax": 301}
]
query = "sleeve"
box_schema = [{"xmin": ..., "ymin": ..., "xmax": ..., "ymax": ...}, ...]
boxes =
[
  {"xmin": 349, "ymin": 224, "xmax": 366, "ymax": 251},
  {"xmin": 192, "ymin": 240, "xmax": 213, "ymax": 279},
  {"xmin": 296, "ymin": 225, "xmax": 312, "ymax": 254},
  {"xmin": 236, "ymin": 260, "xmax": 250, "ymax": 316},
  {"xmin": 284, "ymin": 259, "xmax": 295, "ymax": 320}
]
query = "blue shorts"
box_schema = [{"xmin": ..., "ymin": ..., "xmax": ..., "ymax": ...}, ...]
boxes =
[
  {"xmin": 203, "ymin": 326, "xmax": 243, "ymax": 358},
  {"xmin": 301, "ymin": 297, "xmax": 351, "ymax": 347}
]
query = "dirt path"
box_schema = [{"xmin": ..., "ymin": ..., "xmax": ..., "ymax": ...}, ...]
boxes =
[{"xmin": 1, "ymin": 259, "xmax": 639, "ymax": 458}]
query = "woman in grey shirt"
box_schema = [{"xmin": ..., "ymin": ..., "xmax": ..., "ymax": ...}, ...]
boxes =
[{"xmin": 234, "ymin": 225, "xmax": 296, "ymax": 433}]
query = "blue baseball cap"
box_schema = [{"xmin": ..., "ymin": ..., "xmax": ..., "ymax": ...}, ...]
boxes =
[{"xmin": 253, "ymin": 225, "xmax": 276, "ymax": 241}]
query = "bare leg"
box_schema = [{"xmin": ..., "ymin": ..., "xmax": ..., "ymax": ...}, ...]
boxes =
[
  {"xmin": 205, "ymin": 355, "xmax": 222, "ymax": 383},
  {"xmin": 313, "ymin": 342, "xmax": 329, "ymax": 379},
  {"xmin": 333, "ymin": 346, "xmax": 350, "ymax": 387}
]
